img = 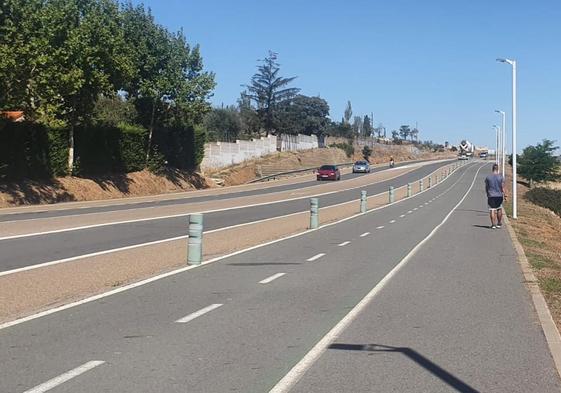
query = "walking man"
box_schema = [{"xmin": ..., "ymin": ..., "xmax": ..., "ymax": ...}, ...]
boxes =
[{"xmin": 485, "ymin": 163, "xmax": 507, "ymax": 229}]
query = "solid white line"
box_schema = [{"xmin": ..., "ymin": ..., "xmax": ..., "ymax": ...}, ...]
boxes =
[
  {"xmin": 268, "ymin": 163, "xmax": 486, "ymax": 393},
  {"xmin": 376, "ymin": 226, "xmax": 385, "ymax": 229},
  {"xmin": 23, "ymin": 361, "xmax": 105, "ymax": 393},
  {"xmin": 0, "ymin": 235, "xmax": 189, "ymax": 278},
  {"xmin": 389, "ymin": 220, "xmax": 396, "ymax": 224},
  {"xmin": 0, "ymin": 162, "xmax": 476, "ymax": 331},
  {"xmin": 338, "ymin": 241, "xmax": 351, "ymax": 247},
  {"xmin": 259, "ymin": 273, "xmax": 286, "ymax": 284},
  {"xmin": 175, "ymin": 304, "xmax": 223, "ymax": 323},
  {"xmin": 360, "ymin": 232, "xmax": 370, "ymax": 237},
  {"xmin": 0, "ymin": 163, "xmax": 435, "ymax": 238},
  {"xmin": 307, "ymin": 253, "xmax": 325, "ymax": 262}
]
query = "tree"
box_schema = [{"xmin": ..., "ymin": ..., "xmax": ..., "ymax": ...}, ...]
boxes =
[
  {"xmin": 352, "ymin": 116, "xmax": 363, "ymax": 136},
  {"xmin": 245, "ymin": 51, "xmax": 300, "ymax": 135},
  {"xmin": 399, "ymin": 125, "xmax": 411, "ymax": 141},
  {"xmin": 411, "ymin": 127, "xmax": 419, "ymax": 141},
  {"xmin": 122, "ymin": 3, "xmax": 215, "ymax": 162},
  {"xmin": 343, "ymin": 101, "xmax": 352, "ymax": 124},
  {"xmin": 275, "ymin": 95, "xmax": 330, "ymax": 136},
  {"xmin": 238, "ymin": 91, "xmax": 261, "ymax": 137},
  {"xmin": 391, "ymin": 130, "xmax": 401, "ymax": 144},
  {"xmin": 362, "ymin": 145, "xmax": 373, "ymax": 162},
  {"xmin": 363, "ymin": 115, "xmax": 372, "ymax": 137},
  {"xmin": 327, "ymin": 121, "xmax": 353, "ymax": 138},
  {"xmin": 203, "ymin": 107, "xmax": 241, "ymax": 142},
  {"xmin": 518, "ymin": 139, "xmax": 561, "ymax": 185}
]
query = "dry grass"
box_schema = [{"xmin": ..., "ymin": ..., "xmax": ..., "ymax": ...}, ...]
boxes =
[{"xmin": 509, "ymin": 177, "xmax": 561, "ymax": 328}]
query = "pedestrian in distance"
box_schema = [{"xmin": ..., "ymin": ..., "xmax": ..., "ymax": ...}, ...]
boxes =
[{"xmin": 485, "ymin": 163, "xmax": 507, "ymax": 229}]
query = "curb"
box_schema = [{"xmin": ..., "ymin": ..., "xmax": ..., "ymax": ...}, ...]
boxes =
[{"xmin": 505, "ymin": 217, "xmax": 561, "ymax": 379}]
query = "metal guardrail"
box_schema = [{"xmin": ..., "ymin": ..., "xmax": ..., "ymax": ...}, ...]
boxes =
[{"xmin": 248, "ymin": 162, "xmax": 354, "ymax": 183}]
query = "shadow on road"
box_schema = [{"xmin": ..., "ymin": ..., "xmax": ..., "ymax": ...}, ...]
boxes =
[
  {"xmin": 472, "ymin": 224, "xmax": 491, "ymax": 229},
  {"xmin": 329, "ymin": 343, "xmax": 480, "ymax": 393}
]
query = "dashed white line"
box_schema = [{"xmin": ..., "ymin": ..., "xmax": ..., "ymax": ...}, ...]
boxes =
[
  {"xmin": 399, "ymin": 214, "xmax": 406, "ymax": 218},
  {"xmin": 389, "ymin": 220, "xmax": 396, "ymax": 224},
  {"xmin": 307, "ymin": 253, "xmax": 326, "ymax": 262},
  {"xmin": 23, "ymin": 361, "xmax": 105, "ymax": 393},
  {"xmin": 259, "ymin": 273, "xmax": 286, "ymax": 284},
  {"xmin": 413, "ymin": 208, "xmax": 418, "ymax": 211},
  {"xmin": 338, "ymin": 241, "xmax": 351, "ymax": 247},
  {"xmin": 360, "ymin": 232, "xmax": 370, "ymax": 237},
  {"xmin": 376, "ymin": 226, "xmax": 385, "ymax": 229},
  {"xmin": 175, "ymin": 304, "xmax": 223, "ymax": 323},
  {"xmin": 407, "ymin": 210, "xmax": 413, "ymax": 214}
]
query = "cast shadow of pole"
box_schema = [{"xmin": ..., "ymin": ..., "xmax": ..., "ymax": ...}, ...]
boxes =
[{"xmin": 329, "ymin": 343, "xmax": 480, "ymax": 393}]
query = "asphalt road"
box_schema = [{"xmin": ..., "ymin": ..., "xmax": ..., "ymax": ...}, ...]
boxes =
[
  {"xmin": 0, "ymin": 161, "xmax": 451, "ymax": 272},
  {"xmin": 1, "ymin": 161, "xmax": 558, "ymax": 392},
  {"xmin": 0, "ymin": 160, "xmax": 429, "ymax": 223}
]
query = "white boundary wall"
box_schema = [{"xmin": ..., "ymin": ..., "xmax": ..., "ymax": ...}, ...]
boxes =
[{"xmin": 201, "ymin": 134, "xmax": 319, "ymax": 171}]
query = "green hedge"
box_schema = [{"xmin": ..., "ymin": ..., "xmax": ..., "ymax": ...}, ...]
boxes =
[
  {"xmin": 0, "ymin": 121, "xmax": 68, "ymax": 180},
  {"xmin": 153, "ymin": 124, "xmax": 206, "ymax": 170},
  {"xmin": 74, "ymin": 124, "xmax": 147, "ymax": 175},
  {"xmin": 525, "ymin": 187, "xmax": 561, "ymax": 216}
]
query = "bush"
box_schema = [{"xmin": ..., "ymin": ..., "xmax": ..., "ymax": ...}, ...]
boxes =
[
  {"xmin": 0, "ymin": 121, "xmax": 68, "ymax": 180},
  {"xmin": 329, "ymin": 142, "xmax": 354, "ymax": 158},
  {"xmin": 525, "ymin": 187, "xmax": 561, "ymax": 216},
  {"xmin": 153, "ymin": 124, "xmax": 206, "ymax": 170},
  {"xmin": 362, "ymin": 145, "xmax": 373, "ymax": 162}
]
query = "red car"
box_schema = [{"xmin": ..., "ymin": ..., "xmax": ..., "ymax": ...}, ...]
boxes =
[{"xmin": 317, "ymin": 165, "xmax": 341, "ymax": 181}]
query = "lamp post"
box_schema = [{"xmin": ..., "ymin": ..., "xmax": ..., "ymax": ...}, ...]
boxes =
[
  {"xmin": 495, "ymin": 110, "xmax": 506, "ymax": 177},
  {"xmin": 493, "ymin": 125, "xmax": 500, "ymax": 165},
  {"xmin": 497, "ymin": 58, "xmax": 517, "ymax": 219}
]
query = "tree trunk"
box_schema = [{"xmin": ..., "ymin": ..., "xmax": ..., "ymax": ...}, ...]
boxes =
[
  {"xmin": 68, "ymin": 112, "xmax": 76, "ymax": 176},
  {"xmin": 145, "ymin": 100, "xmax": 156, "ymax": 164}
]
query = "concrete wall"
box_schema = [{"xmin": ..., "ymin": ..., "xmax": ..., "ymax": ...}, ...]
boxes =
[{"xmin": 200, "ymin": 134, "xmax": 320, "ymax": 171}]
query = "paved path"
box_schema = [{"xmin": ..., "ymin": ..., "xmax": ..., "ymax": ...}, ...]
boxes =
[{"xmin": 1, "ymin": 161, "xmax": 558, "ymax": 392}]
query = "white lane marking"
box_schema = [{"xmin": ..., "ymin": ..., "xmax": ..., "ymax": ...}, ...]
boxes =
[
  {"xmin": 360, "ymin": 232, "xmax": 370, "ymax": 237},
  {"xmin": 0, "ymin": 163, "xmax": 434, "ymax": 236},
  {"xmin": 307, "ymin": 253, "xmax": 326, "ymax": 262},
  {"xmin": 0, "ymin": 162, "xmax": 474, "ymax": 331},
  {"xmin": 413, "ymin": 208, "xmax": 418, "ymax": 211},
  {"xmin": 376, "ymin": 226, "xmax": 385, "ymax": 229},
  {"xmin": 425, "ymin": 202, "xmax": 429, "ymax": 205},
  {"xmin": 259, "ymin": 273, "xmax": 286, "ymax": 284},
  {"xmin": 419, "ymin": 205, "xmax": 424, "ymax": 208},
  {"xmin": 338, "ymin": 241, "xmax": 351, "ymax": 247},
  {"xmin": 23, "ymin": 361, "xmax": 105, "ymax": 393},
  {"xmin": 268, "ymin": 163, "xmax": 486, "ymax": 393},
  {"xmin": 175, "ymin": 304, "xmax": 223, "ymax": 323},
  {"xmin": 407, "ymin": 211, "xmax": 413, "ymax": 214},
  {"xmin": 389, "ymin": 220, "xmax": 396, "ymax": 224},
  {"xmin": 399, "ymin": 214, "xmax": 406, "ymax": 218}
]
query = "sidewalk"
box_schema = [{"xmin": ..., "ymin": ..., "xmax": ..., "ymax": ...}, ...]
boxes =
[{"xmin": 291, "ymin": 169, "xmax": 561, "ymax": 392}]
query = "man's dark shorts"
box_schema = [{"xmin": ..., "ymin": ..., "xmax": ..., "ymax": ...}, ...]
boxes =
[{"xmin": 488, "ymin": 196, "xmax": 503, "ymax": 210}]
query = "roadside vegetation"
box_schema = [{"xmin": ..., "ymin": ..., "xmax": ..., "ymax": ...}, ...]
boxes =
[{"xmin": 508, "ymin": 139, "xmax": 561, "ymax": 328}]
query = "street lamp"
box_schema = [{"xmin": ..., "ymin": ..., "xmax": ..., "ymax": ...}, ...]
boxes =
[
  {"xmin": 495, "ymin": 110, "xmax": 506, "ymax": 177},
  {"xmin": 493, "ymin": 125, "xmax": 500, "ymax": 166},
  {"xmin": 497, "ymin": 58, "xmax": 517, "ymax": 219}
]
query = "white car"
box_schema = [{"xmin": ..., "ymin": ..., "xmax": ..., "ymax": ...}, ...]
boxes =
[{"xmin": 352, "ymin": 160, "xmax": 371, "ymax": 173}]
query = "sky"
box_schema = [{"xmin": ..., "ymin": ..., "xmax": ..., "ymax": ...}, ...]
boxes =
[{"xmin": 132, "ymin": 0, "xmax": 561, "ymax": 152}]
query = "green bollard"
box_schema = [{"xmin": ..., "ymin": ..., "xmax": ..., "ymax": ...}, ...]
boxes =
[
  {"xmin": 360, "ymin": 190, "xmax": 367, "ymax": 213},
  {"xmin": 188, "ymin": 213, "xmax": 203, "ymax": 265},
  {"xmin": 407, "ymin": 183, "xmax": 412, "ymax": 198},
  {"xmin": 389, "ymin": 186, "xmax": 395, "ymax": 203},
  {"xmin": 310, "ymin": 198, "xmax": 319, "ymax": 229},
  {"xmin": 419, "ymin": 179, "xmax": 424, "ymax": 192},
  {"xmin": 429, "ymin": 176, "xmax": 433, "ymax": 188}
]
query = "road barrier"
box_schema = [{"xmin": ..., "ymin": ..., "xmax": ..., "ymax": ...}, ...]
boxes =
[
  {"xmin": 188, "ymin": 214, "xmax": 204, "ymax": 265},
  {"xmin": 360, "ymin": 190, "xmax": 367, "ymax": 213},
  {"xmin": 389, "ymin": 186, "xmax": 395, "ymax": 203},
  {"xmin": 310, "ymin": 198, "xmax": 319, "ymax": 229}
]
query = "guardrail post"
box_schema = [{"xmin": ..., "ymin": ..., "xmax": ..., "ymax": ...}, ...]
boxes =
[
  {"xmin": 428, "ymin": 176, "xmax": 433, "ymax": 188},
  {"xmin": 407, "ymin": 183, "xmax": 412, "ymax": 198},
  {"xmin": 188, "ymin": 213, "xmax": 203, "ymax": 265},
  {"xmin": 389, "ymin": 186, "xmax": 395, "ymax": 203},
  {"xmin": 419, "ymin": 179, "xmax": 424, "ymax": 192},
  {"xmin": 310, "ymin": 198, "xmax": 319, "ymax": 229},
  {"xmin": 360, "ymin": 190, "xmax": 367, "ymax": 213}
]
